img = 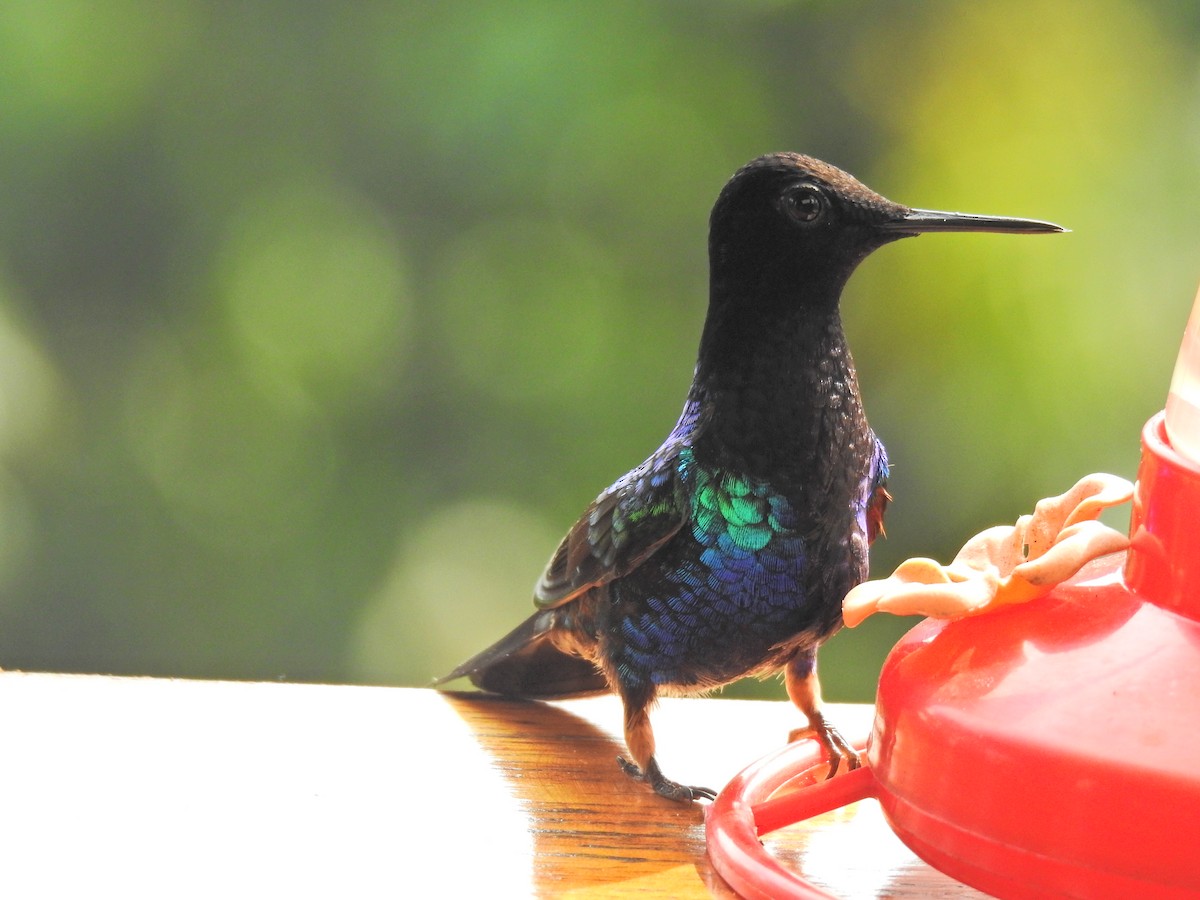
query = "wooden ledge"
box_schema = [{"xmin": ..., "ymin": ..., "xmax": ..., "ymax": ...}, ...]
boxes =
[{"xmin": 0, "ymin": 672, "xmax": 981, "ymax": 897}]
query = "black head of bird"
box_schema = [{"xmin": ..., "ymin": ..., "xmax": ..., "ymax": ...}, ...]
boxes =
[
  {"xmin": 438, "ymin": 152, "xmax": 1064, "ymax": 803},
  {"xmin": 708, "ymin": 152, "xmax": 1062, "ymax": 313}
]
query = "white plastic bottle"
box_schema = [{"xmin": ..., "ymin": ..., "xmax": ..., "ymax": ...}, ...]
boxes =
[{"xmin": 1165, "ymin": 283, "xmax": 1200, "ymax": 467}]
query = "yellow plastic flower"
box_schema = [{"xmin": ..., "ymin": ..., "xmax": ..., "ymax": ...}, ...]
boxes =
[{"xmin": 843, "ymin": 473, "xmax": 1134, "ymax": 627}]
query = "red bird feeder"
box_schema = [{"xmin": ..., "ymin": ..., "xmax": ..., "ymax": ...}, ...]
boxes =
[{"xmin": 708, "ymin": 287, "xmax": 1200, "ymax": 899}]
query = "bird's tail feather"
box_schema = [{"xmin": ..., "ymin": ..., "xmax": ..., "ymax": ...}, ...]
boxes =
[{"xmin": 434, "ymin": 610, "xmax": 609, "ymax": 699}]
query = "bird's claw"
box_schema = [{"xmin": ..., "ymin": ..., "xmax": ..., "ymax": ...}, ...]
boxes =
[
  {"xmin": 617, "ymin": 755, "xmax": 717, "ymax": 802},
  {"xmin": 787, "ymin": 722, "xmax": 861, "ymax": 779}
]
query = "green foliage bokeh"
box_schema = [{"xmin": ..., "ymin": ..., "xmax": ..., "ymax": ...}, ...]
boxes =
[{"xmin": 0, "ymin": 1, "xmax": 1197, "ymax": 702}]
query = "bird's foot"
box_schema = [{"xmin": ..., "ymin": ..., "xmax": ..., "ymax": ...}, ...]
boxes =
[
  {"xmin": 617, "ymin": 755, "xmax": 717, "ymax": 802},
  {"xmin": 787, "ymin": 719, "xmax": 861, "ymax": 779}
]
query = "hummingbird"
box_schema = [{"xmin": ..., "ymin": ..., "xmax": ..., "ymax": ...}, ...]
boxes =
[{"xmin": 437, "ymin": 153, "xmax": 1064, "ymax": 801}]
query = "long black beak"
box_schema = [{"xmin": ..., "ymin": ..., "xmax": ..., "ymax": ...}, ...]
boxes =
[{"xmin": 881, "ymin": 208, "xmax": 1067, "ymax": 235}]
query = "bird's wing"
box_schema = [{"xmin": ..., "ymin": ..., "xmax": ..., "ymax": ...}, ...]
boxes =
[
  {"xmin": 534, "ymin": 446, "xmax": 689, "ymax": 609},
  {"xmin": 863, "ymin": 436, "xmax": 891, "ymax": 544}
]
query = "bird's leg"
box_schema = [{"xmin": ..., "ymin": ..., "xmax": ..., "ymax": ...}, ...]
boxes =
[
  {"xmin": 784, "ymin": 652, "xmax": 860, "ymax": 778},
  {"xmin": 615, "ymin": 685, "xmax": 717, "ymax": 802}
]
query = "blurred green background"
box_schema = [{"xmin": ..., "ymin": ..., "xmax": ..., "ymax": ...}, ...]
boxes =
[{"xmin": 0, "ymin": 0, "xmax": 1196, "ymax": 702}]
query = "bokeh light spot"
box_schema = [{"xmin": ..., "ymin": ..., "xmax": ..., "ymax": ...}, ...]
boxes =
[
  {"xmin": 352, "ymin": 499, "xmax": 562, "ymax": 685},
  {"xmin": 0, "ymin": 0, "xmax": 198, "ymax": 136},
  {"xmin": 434, "ymin": 220, "xmax": 621, "ymax": 408},
  {"xmin": 217, "ymin": 181, "xmax": 413, "ymax": 406},
  {"xmin": 0, "ymin": 290, "xmax": 62, "ymax": 458},
  {"xmin": 122, "ymin": 335, "xmax": 338, "ymax": 554}
]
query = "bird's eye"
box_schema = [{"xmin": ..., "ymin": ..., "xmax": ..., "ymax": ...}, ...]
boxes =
[{"xmin": 781, "ymin": 184, "xmax": 827, "ymax": 225}]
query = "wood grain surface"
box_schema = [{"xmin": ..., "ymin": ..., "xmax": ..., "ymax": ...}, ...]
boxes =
[{"xmin": 0, "ymin": 673, "xmax": 987, "ymax": 898}]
